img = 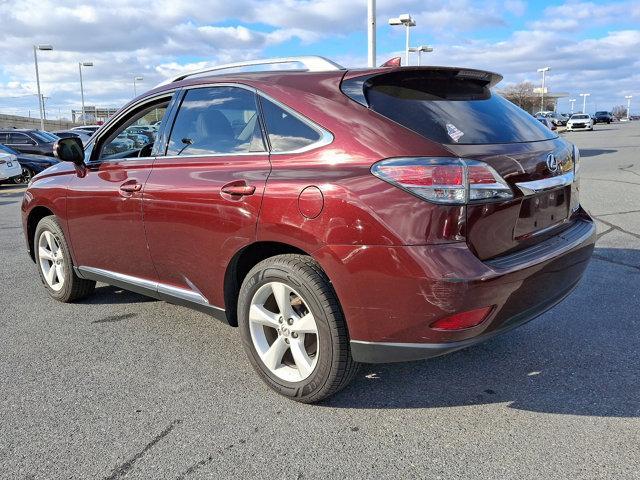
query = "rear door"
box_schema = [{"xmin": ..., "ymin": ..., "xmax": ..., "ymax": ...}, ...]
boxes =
[{"xmin": 143, "ymin": 85, "xmax": 270, "ymax": 309}]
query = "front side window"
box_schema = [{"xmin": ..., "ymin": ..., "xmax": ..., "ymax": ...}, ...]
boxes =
[
  {"xmin": 260, "ymin": 98, "xmax": 322, "ymax": 152},
  {"xmin": 166, "ymin": 86, "xmax": 265, "ymax": 156},
  {"xmin": 97, "ymin": 102, "xmax": 168, "ymax": 160}
]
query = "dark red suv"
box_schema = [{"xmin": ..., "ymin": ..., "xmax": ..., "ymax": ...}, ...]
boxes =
[{"xmin": 22, "ymin": 56, "xmax": 595, "ymax": 402}]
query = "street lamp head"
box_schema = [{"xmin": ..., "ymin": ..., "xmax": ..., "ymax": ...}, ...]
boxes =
[
  {"xmin": 625, "ymin": 95, "xmax": 633, "ymax": 99},
  {"xmin": 409, "ymin": 45, "xmax": 433, "ymax": 53},
  {"xmin": 134, "ymin": 76, "xmax": 144, "ymax": 81},
  {"xmin": 37, "ymin": 44, "xmax": 53, "ymax": 51},
  {"xmin": 537, "ymin": 67, "xmax": 550, "ymax": 73},
  {"xmin": 389, "ymin": 14, "xmax": 416, "ymax": 26},
  {"xmin": 398, "ymin": 14, "xmax": 415, "ymax": 25},
  {"xmin": 81, "ymin": 62, "xmax": 94, "ymax": 67}
]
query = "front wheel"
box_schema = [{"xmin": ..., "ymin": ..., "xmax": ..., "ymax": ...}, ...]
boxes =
[
  {"xmin": 34, "ymin": 216, "xmax": 96, "ymax": 302},
  {"xmin": 238, "ymin": 254, "xmax": 359, "ymax": 403}
]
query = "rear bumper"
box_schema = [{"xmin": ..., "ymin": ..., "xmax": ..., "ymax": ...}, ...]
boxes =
[
  {"xmin": 314, "ymin": 211, "xmax": 595, "ymax": 363},
  {"xmin": 351, "ymin": 276, "xmax": 579, "ymax": 363}
]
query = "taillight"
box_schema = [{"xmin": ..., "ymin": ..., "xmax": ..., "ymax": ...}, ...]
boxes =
[
  {"xmin": 371, "ymin": 157, "xmax": 512, "ymax": 204},
  {"xmin": 430, "ymin": 306, "xmax": 494, "ymax": 330}
]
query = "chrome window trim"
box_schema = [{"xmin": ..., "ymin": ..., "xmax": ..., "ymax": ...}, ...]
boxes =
[
  {"xmin": 515, "ymin": 171, "xmax": 575, "ymax": 196},
  {"xmin": 159, "ymin": 152, "xmax": 269, "ymax": 160}
]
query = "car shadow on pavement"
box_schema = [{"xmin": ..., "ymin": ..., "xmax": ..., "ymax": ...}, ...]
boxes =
[
  {"xmin": 579, "ymin": 148, "xmax": 617, "ymax": 157},
  {"xmin": 81, "ymin": 285, "xmax": 158, "ymax": 305},
  {"xmin": 326, "ymin": 247, "xmax": 640, "ymax": 417}
]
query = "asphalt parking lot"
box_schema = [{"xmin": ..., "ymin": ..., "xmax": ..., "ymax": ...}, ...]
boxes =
[{"xmin": 1, "ymin": 123, "xmax": 639, "ymax": 479}]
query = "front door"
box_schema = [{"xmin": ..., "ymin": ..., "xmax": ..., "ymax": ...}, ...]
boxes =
[
  {"xmin": 66, "ymin": 97, "xmax": 172, "ymax": 282},
  {"xmin": 143, "ymin": 85, "xmax": 271, "ymax": 308}
]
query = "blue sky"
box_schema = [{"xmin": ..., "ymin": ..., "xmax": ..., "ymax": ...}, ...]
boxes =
[{"xmin": 0, "ymin": 0, "xmax": 638, "ymax": 119}]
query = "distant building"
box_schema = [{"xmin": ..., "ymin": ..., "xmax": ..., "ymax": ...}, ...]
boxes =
[{"xmin": 71, "ymin": 106, "xmax": 120, "ymax": 124}]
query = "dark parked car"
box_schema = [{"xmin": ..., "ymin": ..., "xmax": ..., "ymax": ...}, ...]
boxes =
[
  {"xmin": 21, "ymin": 57, "xmax": 595, "ymax": 403},
  {"xmin": 0, "ymin": 144, "xmax": 58, "ymax": 184},
  {"xmin": 0, "ymin": 129, "xmax": 58, "ymax": 156},
  {"xmin": 593, "ymin": 111, "xmax": 613, "ymax": 124}
]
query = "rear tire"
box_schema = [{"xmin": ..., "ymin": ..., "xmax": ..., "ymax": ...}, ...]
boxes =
[
  {"xmin": 13, "ymin": 167, "xmax": 34, "ymax": 184},
  {"xmin": 34, "ymin": 215, "xmax": 95, "ymax": 302},
  {"xmin": 238, "ymin": 254, "xmax": 359, "ymax": 403}
]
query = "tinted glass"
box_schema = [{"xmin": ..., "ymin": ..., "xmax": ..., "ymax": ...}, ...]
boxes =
[
  {"xmin": 358, "ymin": 71, "xmax": 557, "ymax": 145},
  {"xmin": 99, "ymin": 103, "xmax": 167, "ymax": 159},
  {"xmin": 34, "ymin": 131, "xmax": 58, "ymax": 142},
  {"xmin": 260, "ymin": 98, "xmax": 321, "ymax": 152},
  {"xmin": 8, "ymin": 133, "xmax": 34, "ymax": 144},
  {"xmin": 571, "ymin": 115, "xmax": 589, "ymax": 119},
  {"xmin": 167, "ymin": 87, "xmax": 264, "ymax": 156}
]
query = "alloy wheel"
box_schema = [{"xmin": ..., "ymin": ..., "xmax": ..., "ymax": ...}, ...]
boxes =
[
  {"xmin": 248, "ymin": 281, "xmax": 319, "ymax": 382},
  {"xmin": 38, "ymin": 230, "xmax": 65, "ymax": 291}
]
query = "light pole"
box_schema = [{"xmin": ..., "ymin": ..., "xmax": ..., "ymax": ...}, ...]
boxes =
[
  {"xmin": 569, "ymin": 98, "xmax": 576, "ymax": 114},
  {"xmin": 78, "ymin": 62, "xmax": 93, "ymax": 126},
  {"xmin": 537, "ymin": 67, "xmax": 550, "ymax": 112},
  {"xmin": 367, "ymin": 0, "xmax": 376, "ymax": 67},
  {"xmin": 579, "ymin": 93, "xmax": 590, "ymax": 114},
  {"xmin": 625, "ymin": 95, "xmax": 633, "ymax": 120},
  {"xmin": 389, "ymin": 14, "xmax": 416, "ymax": 66},
  {"xmin": 133, "ymin": 76, "xmax": 144, "ymax": 97},
  {"xmin": 409, "ymin": 45, "xmax": 434, "ymax": 66},
  {"xmin": 33, "ymin": 44, "xmax": 53, "ymax": 130}
]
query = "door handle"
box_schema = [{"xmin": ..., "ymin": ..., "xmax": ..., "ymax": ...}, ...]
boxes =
[
  {"xmin": 120, "ymin": 180, "xmax": 142, "ymax": 193},
  {"xmin": 221, "ymin": 182, "xmax": 256, "ymax": 197}
]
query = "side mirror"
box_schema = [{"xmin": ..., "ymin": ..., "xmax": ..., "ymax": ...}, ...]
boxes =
[{"xmin": 54, "ymin": 137, "xmax": 85, "ymax": 165}]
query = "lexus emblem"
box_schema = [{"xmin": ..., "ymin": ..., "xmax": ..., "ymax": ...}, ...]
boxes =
[{"xmin": 546, "ymin": 153, "xmax": 559, "ymax": 173}]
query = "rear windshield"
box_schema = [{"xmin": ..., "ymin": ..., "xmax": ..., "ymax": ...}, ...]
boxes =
[{"xmin": 344, "ymin": 70, "xmax": 557, "ymax": 145}]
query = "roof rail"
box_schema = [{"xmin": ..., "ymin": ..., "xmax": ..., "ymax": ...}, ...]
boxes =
[{"xmin": 156, "ymin": 56, "xmax": 345, "ymax": 87}]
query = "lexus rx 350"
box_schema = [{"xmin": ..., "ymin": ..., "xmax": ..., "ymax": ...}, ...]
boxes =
[{"xmin": 22, "ymin": 57, "xmax": 595, "ymax": 402}]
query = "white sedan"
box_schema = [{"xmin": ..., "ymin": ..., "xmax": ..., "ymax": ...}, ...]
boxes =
[
  {"xmin": 566, "ymin": 114, "xmax": 594, "ymax": 131},
  {"xmin": 0, "ymin": 144, "xmax": 22, "ymax": 184}
]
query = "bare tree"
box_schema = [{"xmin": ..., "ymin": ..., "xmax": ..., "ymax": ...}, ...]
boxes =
[
  {"xmin": 612, "ymin": 105, "xmax": 627, "ymax": 119},
  {"xmin": 500, "ymin": 81, "xmax": 554, "ymax": 114}
]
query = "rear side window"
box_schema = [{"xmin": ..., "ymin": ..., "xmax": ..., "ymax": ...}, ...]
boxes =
[
  {"xmin": 345, "ymin": 70, "xmax": 557, "ymax": 145},
  {"xmin": 167, "ymin": 86, "xmax": 265, "ymax": 156},
  {"xmin": 8, "ymin": 133, "xmax": 34, "ymax": 145},
  {"xmin": 260, "ymin": 98, "xmax": 322, "ymax": 152}
]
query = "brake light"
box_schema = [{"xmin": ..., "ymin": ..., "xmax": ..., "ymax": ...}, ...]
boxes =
[
  {"xmin": 430, "ymin": 306, "xmax": 494, "ymax": 330},
  {"xmin": 371, "ymin": 157, "xmax": 512, "ymax": 204}
]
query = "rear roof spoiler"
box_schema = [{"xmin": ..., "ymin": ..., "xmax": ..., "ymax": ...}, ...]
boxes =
[{"xmin": 340, "ymin": 67, "xmax": 504, "ymax": 107}]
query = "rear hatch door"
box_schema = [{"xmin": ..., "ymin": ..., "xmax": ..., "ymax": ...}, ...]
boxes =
[{"xmin": 341, "ymin": 67, "xmax": 578, "ymax": 260}]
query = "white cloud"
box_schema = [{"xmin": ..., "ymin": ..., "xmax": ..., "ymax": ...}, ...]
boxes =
[{"xmin": 0, "ymin": 0, "xmax": 637, "ymax": 118}]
